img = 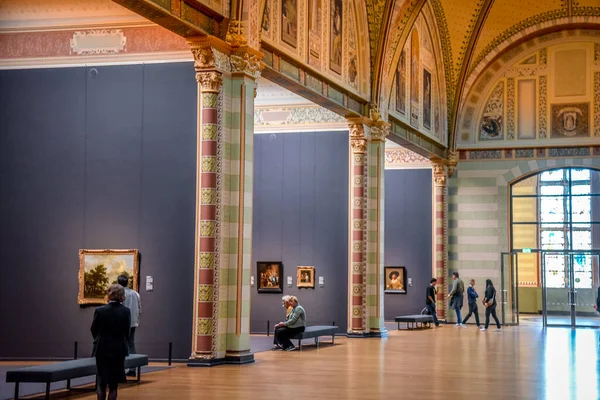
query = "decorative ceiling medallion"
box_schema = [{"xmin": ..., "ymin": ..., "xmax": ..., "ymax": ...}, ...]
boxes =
[{"xmin": 70, "ymin": 29, "xmax": 126, "ymax": 56}]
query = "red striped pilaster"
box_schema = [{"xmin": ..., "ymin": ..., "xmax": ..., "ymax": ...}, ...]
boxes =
[{"xmin": 433, "ymin": 163, "xmax": 447, "ymax": 320}]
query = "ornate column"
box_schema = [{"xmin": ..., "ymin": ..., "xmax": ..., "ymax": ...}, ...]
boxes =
[
  {"xmin": 348, "ymin": 120, "xmax": 368, "ymax": 336},
  {"xmin": 432, "ymin": 162, "xmax": 448, "ymax": 320},
  {"xmin": 366, "ymin": 120, "xmax": 389, "ymax": 337},
  {"xmin": 187, "ymin": 33, "xmax": 262, "ymax": 366},
  {"xmin": 189, "ymin": 38, "xmax": 224, "ymax": 363}
]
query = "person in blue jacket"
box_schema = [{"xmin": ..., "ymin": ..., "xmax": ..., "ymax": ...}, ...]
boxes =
[{"xmin": 462, "ymin": 279, "xmax": 481, "ymax": 328}]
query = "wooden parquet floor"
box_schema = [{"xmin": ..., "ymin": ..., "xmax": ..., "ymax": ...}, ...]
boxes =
[{"xmin": 7, "ymin": 324, "xmax": 600, "ymax": 400}]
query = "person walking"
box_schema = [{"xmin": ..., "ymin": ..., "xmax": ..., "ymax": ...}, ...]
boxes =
[
  {"xmin": 480, "ymin": 279, "xmax": 501, "ymax": 332},
  {"xmin": 462, "ymin": 279, "xmax": 481, "ymax": 328},
  {"xmin": 447, "ymin": 272, "xmax": 465, "ymax": 327},
  {"xmin": 425, "ymin": 278, "xmax": 440, "ymax": 327},
  {"xmin": 117, "ymin": 274, "xmax": 141, "ymax": 377},
  {"xmin": 91, "ymin": 284, "xmax": 131, "ymax": 400}
]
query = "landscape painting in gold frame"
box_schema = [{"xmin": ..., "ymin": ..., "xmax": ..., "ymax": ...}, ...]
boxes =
[
  {"xmin": 297, "ymin": 266, "xmax": 315, "ymax": 288},
  {"xmin": 78, "ymin": 249, "xmax": 139, "ymax": 305}
]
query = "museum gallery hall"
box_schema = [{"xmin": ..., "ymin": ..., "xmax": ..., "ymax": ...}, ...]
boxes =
[{"xmin": 1, "ymin": 0, "xmax": 600, "ymax": 399}]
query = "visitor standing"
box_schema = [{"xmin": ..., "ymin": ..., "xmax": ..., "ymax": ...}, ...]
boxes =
[
  {"xmin": 91, "ymin": 284, "xmax": 131, "ymax": 400},
  {"xmin": 425, "ymin": 278, "xmax": 440, "ymax": 327},
  {"xmin": 117, "ymin": 274, "xmax": 141, "ymax": 377}
]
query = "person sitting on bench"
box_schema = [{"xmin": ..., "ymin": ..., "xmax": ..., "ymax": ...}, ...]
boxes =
[
  {"xmin": 91, "ymin": 284, "xmax": 131, "ymax": 400},
  {"xmin": 274, "ymin": 296, "xmax": 306, "ymax": 351},
  {"xmin": 272, "ymin": 295, "xmax": 292, "ymax": 350}
]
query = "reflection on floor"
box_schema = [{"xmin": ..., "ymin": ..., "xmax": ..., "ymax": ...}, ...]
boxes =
[
  {"xmin": 4, "ymin": 324, "xmax": 599, "ymax": 400},
  {"xmin": 520, "ymin": 314, "xmax": 600, "ymax": 327}
]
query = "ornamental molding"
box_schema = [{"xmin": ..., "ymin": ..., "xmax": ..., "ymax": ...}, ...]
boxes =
[
  {"xmin": 349, "ymin": 123, "xmax": 368, "ymax": 154},
  {"xmin": 226, "ymin": 19, "xmax": 248, "ymax": 48},
  {"xmin": 230, "ymin": 50, "xmax": 263, "ymax": 79},
  {"xmin": 370, "ymin": 125, "xmax": 390, "ymax": 142},
  {"xmin": 70, "ymin": 29, "xmax": 126, "ymax": 55},
  {"xmin": 384, "ymin": 148, "xmax": 431, "ymax": 168}
]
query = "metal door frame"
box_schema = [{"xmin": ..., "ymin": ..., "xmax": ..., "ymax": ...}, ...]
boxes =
[{"xmin": 500, "ymin": 251, "xmax": 520, "ymax": 326}]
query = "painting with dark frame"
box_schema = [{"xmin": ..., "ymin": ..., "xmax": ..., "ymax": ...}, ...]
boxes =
[
  {"xmin": 423, "ymin": 68, "xmax": 432, "ymax": 130},
  {"xmin": 395, "ymin": 49, "xmax": 406, "ymax": 114},
  {"xmin": 257, "ymin": 261, "xmax": 284, "ymax": 293},
  {"xmin": 330, "ymin": 0, "xmax": 343, "ymax": 74},
  {"xmin": 384, "ymin": 266, "xmax": 406, "ymax": 294},
  {"xmin": 78, "ymin": 249, "xmax": 139, "ymax": 305},
  {"xmin": 281, "ymin": 0, "xmax": 298, "ymax": 48}
]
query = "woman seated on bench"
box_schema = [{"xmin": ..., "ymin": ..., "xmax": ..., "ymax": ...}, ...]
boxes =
[{"xmin": 273, "ymin": 296, "xmax": 306, "ymax": 351}]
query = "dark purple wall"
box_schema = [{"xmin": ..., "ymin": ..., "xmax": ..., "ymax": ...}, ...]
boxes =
[
  {"xmin": 0, "ymin": 63, "xmax": 197, "ymax": 360},
  {"xmin": 251, "ymin": 132, "xmax": 348, "ymax": 332},
  {"xmin": 384, "ymin": 169, "xmax": 432, "ymax": 320}
]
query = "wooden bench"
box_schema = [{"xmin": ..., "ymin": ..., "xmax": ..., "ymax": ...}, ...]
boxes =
[
  {"xmin": 290, "ymin": 326, "xmax": 339, "ymax": 350},
  {"xmin": 394, "ymin": 315, "xmax": 434, "ymax": 330},
  {"xmin": 5, "ymin": 354, "xmax": 148, "ymax": 399}
]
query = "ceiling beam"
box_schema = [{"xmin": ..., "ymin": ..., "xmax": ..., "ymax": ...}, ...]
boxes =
[{"xmin": 448, "ymin": 0, "xmax": 495, "ymax": 151}]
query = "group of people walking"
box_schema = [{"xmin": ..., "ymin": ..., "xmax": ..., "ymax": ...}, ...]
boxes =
[{"xmin": 426, "ymin": 272, "xmax": 502, "ymax": 331}]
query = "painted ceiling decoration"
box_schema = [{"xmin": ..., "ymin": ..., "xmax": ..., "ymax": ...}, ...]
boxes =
[{"xmin": 3, "ymin": 0, "xmax": 599, "ymax": 161}]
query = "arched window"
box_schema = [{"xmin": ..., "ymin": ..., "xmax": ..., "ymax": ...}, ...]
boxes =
[{"xmin": 511, "ymin": 168, "xmax": 600, "ymax": 289}]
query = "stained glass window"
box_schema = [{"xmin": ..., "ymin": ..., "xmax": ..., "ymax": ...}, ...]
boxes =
[
  {"xmin": 540, "ymin": 197, "xmax": 564, "ymax": 223},
  {"xmin": 545, "ymin": 254, "xmax": 566, "ymax": 288},
  {"xmin": 540, "ymin": 170, "xmax": 563, "ymax": 181},
  {"xmin": 571, "ymin": 169, "xmax": 590, "ymax": 181}
]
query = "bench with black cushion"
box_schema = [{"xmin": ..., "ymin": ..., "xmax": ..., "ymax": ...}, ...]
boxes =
[
  {"xmin": 290, "ymin": 326, "xmax": 339, "ymax": 350},
  {"xmin": 6, "ymin": 354, "xmax": 149, "ymax": 400},
  {"xmin": 394, "ymin": 315, "xmax": 434, "ymax": 330}
]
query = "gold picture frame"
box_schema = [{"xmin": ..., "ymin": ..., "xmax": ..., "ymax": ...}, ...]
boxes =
[
  {"xmin": 78, "ymin": 249, "xmax": 139, "ymax": 305},
  {"xmin": 297, "ymin": 266, "xmax": 315, "ymax": 288}
]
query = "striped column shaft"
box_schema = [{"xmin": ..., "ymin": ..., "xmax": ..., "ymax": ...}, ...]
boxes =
[
  {"xmin": 433, "ymin": 163, "xmax": 447, "ymax": 320},
  {"xmin": 193, "ymin": 70, "xmax": 223, "ymax": 357},
  {"xmin": 349, "ymin": 123, "xmax": 367, "ymax": 333}
]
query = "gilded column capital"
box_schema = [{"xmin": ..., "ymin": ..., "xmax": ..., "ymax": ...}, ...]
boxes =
[
  {"xmin": 370, "ymin": 125, "xmax": 389, "ymax": 142},
  {"xmin": 446, "ymin": 149, "xmax": 459, "ymax": 178},
  {"xmin": 196, "ymin": 71, "xmax": 223, "ymax": 92},
  {"xmin": 432, "ymin": 163, "xmax": 447, "ymax": 187},
  {"xmin": 367, "ymin": 104, "xmax": 390, "ymax": 142},
  {"xmin": 188, "ymin": 36, "xmax": 232, "ymax": 74},
  {"xmin": 349, "ymin": 123, "xmax": 367, "ymax": 154}
]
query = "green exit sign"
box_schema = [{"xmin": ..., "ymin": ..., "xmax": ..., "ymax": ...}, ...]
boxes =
[{"xmin": 522, "ymin": 248, "xmax": 532, "ymax": 253}]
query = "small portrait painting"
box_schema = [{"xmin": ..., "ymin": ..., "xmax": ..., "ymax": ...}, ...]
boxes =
[
  {"xmin": 349, "ymin": 55, "xmax": 358, "ymax": 85},
  {"xmin": 257, "ymin": 262, "xmax": 284, "ymax": 293},
  {"xmin": 395, "ymin": 49, "xmax": 406, "ymax": 114},
  {"xmin": 330, "ymin": 0, "xmax": 343, "ymax": 74},
  {"xmin": 551, "ymin": 103, "xmax": 589, "ymax": 138},
  {"xmin": 262, "ymin": 0, "xmax": 271, "ymax": 32},
  {"xmin": 384, "ymin": 266, "xmax": 406, "ymax": 294},
  {"xmin": 423, "ymin": 68, "xmax": 432, "ymax": 130},
  {"xmin": 78, "ymin": 249, "xmax": 139, "ymax": 305},
  {"xmin": 281, "ymin": 0, "xmax": 298, "ymax": 48},
  {"xmin": 297, "ymin": 266, "xmax": 315, "ymax": 288}
]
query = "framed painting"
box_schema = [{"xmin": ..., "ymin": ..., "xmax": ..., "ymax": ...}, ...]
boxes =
[
  {"xmin": 384, "ymin": 266, "xmax": 406, "ymax": 294},
  {"xmin": 297, "ymin": 266, "xmax": 315, "ymax": 288},
  {"xmin": 257, "ymin": 261, "xmax": 284, "ymax": 293},
  {"xmin": 78, "ymin": 249, "xmax": 139, "ymax": 305},
  {"xmin": 395, "ymin": 49, "xmax": 406, "ymax": 114},
  {"xmin": 281, "ymin": 0, "xmax": 298, "ymax": 48}
]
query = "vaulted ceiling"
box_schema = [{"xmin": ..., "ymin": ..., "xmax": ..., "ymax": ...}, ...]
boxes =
[{"xmin": 369, "ymin": 0, "xmax": 600, "ymax": 150}]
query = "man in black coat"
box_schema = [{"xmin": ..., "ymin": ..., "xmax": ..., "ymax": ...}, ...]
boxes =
[{"xmin": 91, "ymin": 284, "xmax": 131, "ymax": 400}]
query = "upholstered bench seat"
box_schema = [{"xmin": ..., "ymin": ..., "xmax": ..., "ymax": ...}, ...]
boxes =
[
  {"xmin": 6, "ymin": 354, "xmax": 149, "ymax": 399},
  {"xmin": 394, "ymin": 315, "xmax": 434, "ymax": 330},
  {"xmin": 290, "ymin": 326, "xmax": 339, "ymax": 350}
]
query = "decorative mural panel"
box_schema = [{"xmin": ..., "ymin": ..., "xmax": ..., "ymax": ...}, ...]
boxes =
[
  {"xmin": 539, "ymin": 76, "xmax": 548, "ymax": 138},
  {"xmin": 479, "ymin": 82, "xmax": 504, "ymax": 141},
  {"xmin": 281, "ymin": 0, "xmax": 298, "ymax": 48},
  {"xmin": 550, "ymin": 103, "xmax": 590, "ymax": 138},
  {"xmin": 410, "ymin": 29, "xmax": 419, "ymax": 128},
  {"xmin": 595, "ymin": 72, "xmax": 600, "ymax": 136},
  {"xmin": 330, "ymin": 0, "xmax": 343, "ymax": 74},
  {"xmin": 423, "ymin": 68, "xmax": 432, "ymax": 130},
  {"xmin": 260, "ymin": 0, "xmax": 368, "ymax": 98},
  {"xmin": 396, "ymin": 50, "xmax": 406, "ymax": 115}
]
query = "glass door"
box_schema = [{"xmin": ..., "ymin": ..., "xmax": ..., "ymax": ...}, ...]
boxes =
[
  {"xmin": 542, "ymin": 251, "xmax": 600, "ymax": 327},
  {"xmin": 500, "ymin": 252, "xmax": 519, "ymax": 325}
]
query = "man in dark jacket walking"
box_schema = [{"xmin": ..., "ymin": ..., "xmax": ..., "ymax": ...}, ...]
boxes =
[{"xmin": 461, "ymin": 279, "xmax": 481, "ymax": 328}]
